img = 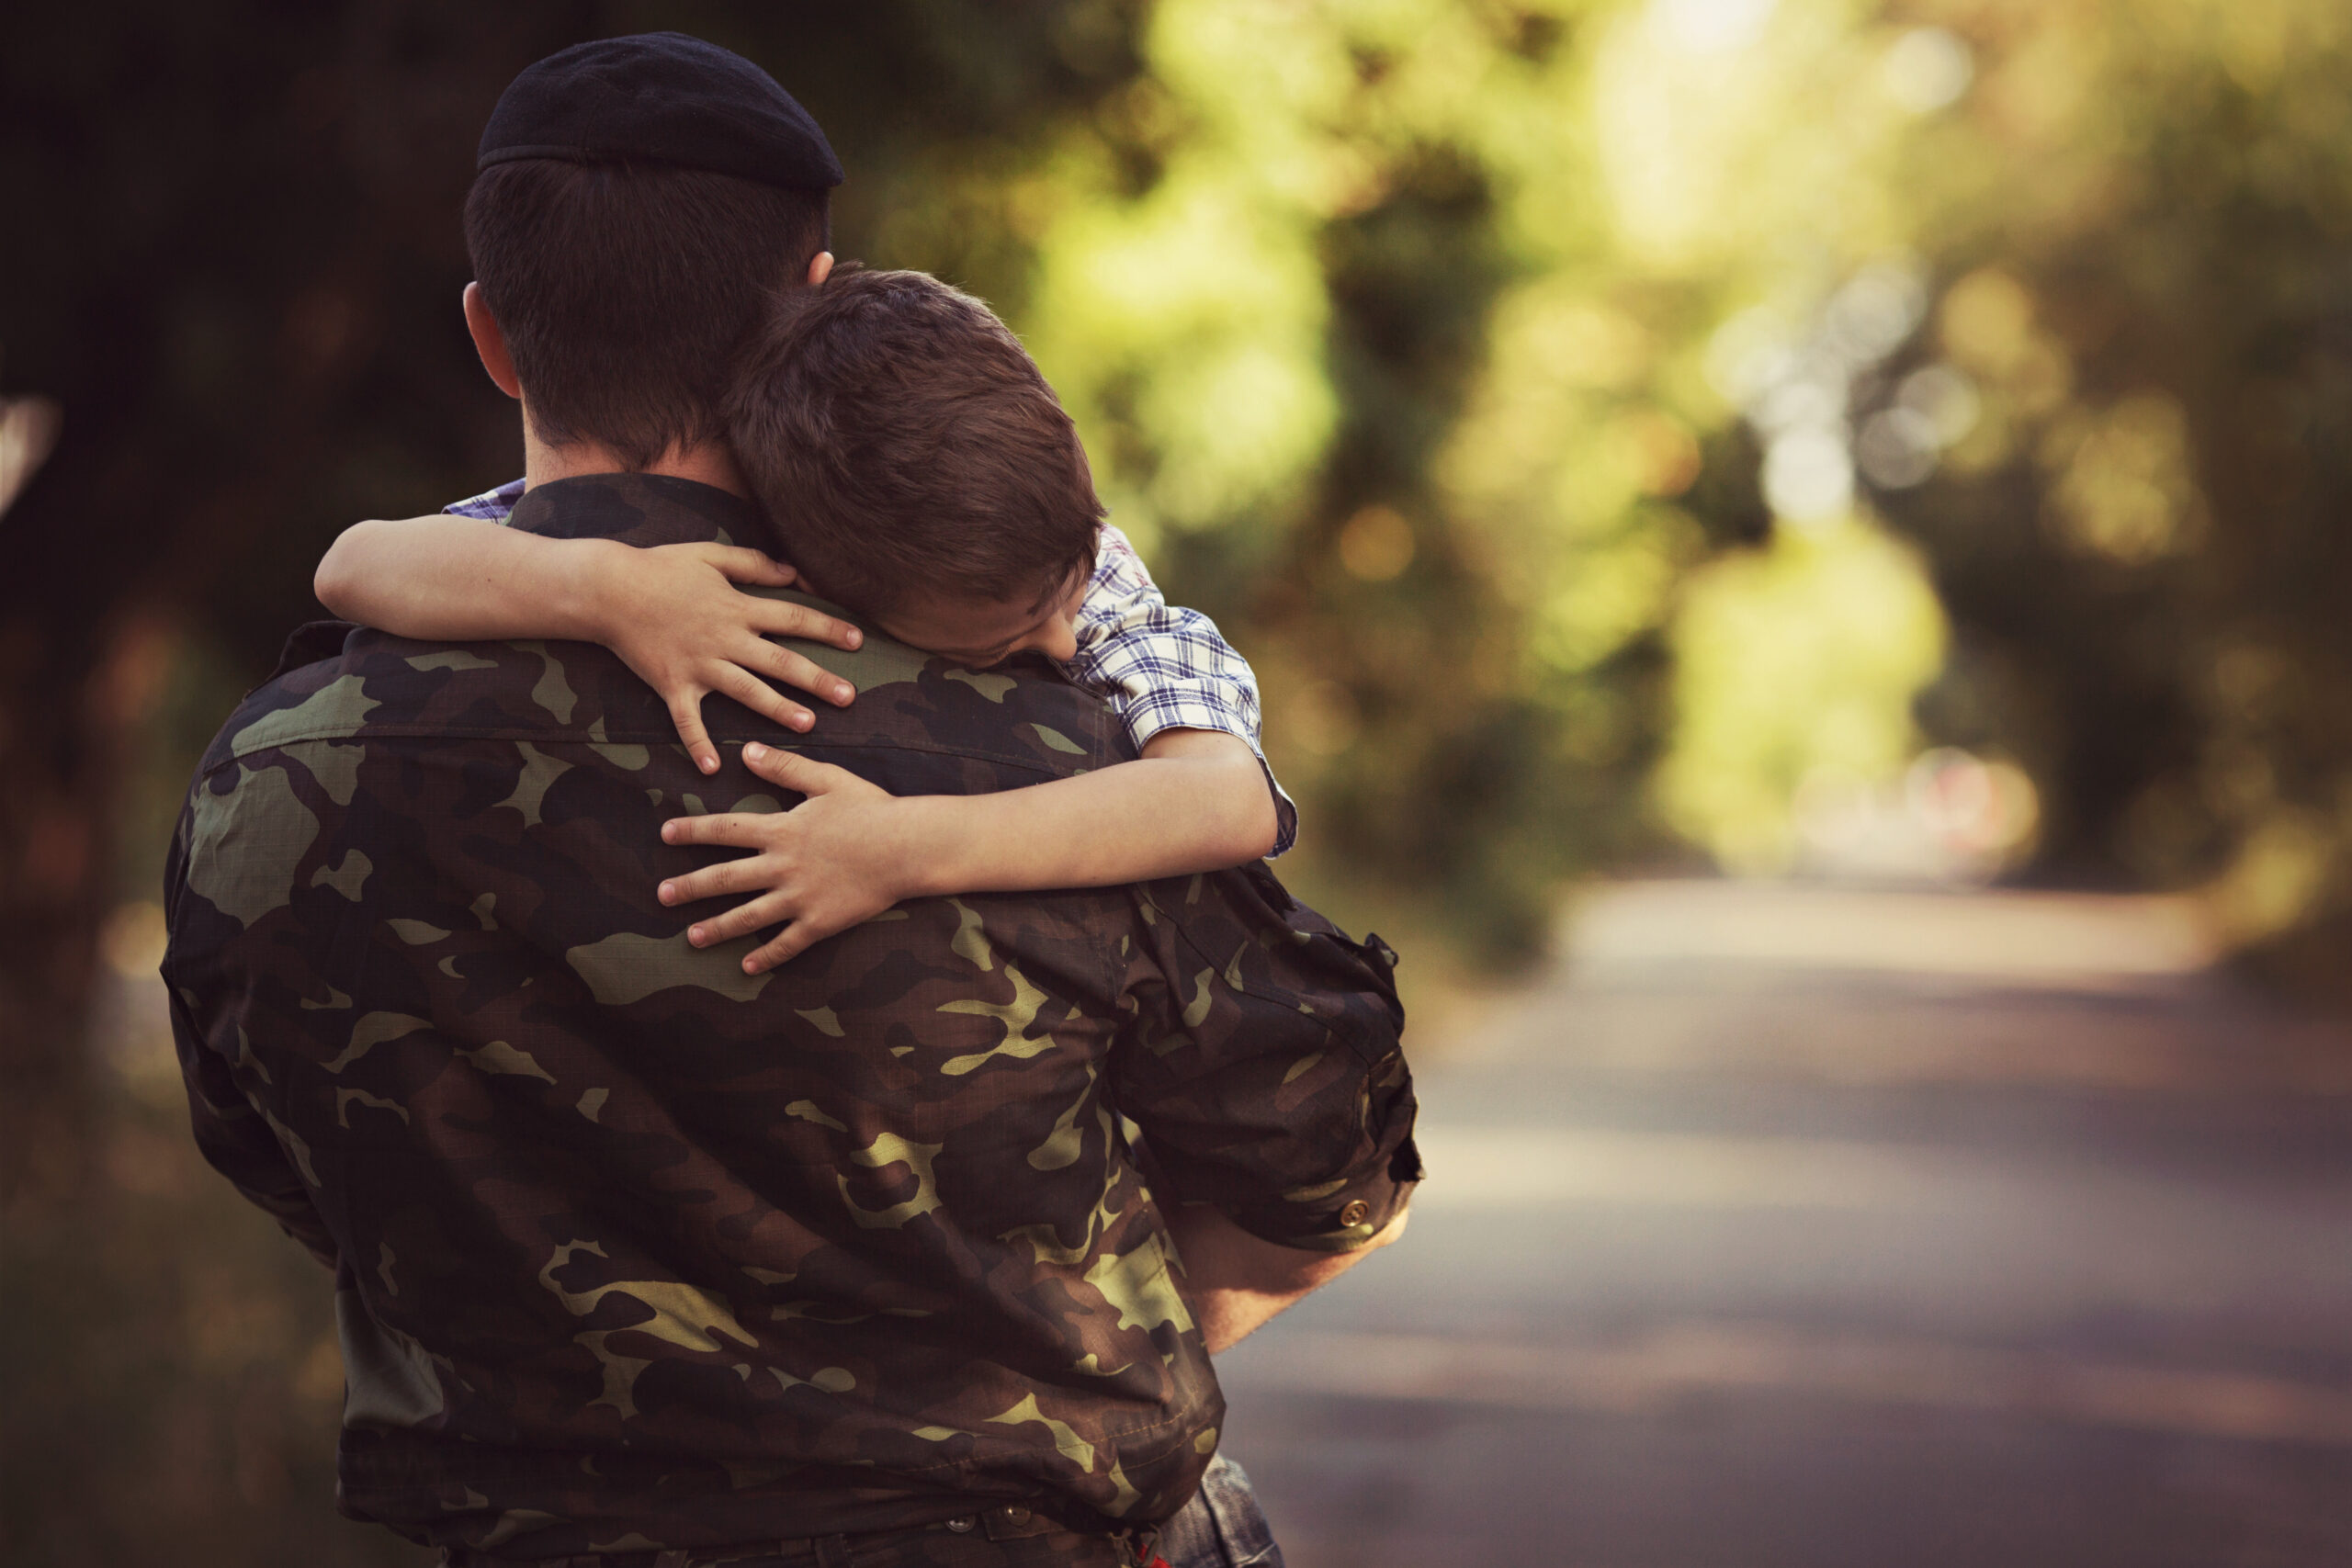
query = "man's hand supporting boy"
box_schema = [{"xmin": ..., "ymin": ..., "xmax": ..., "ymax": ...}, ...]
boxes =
[
  {"xmin": 1161, "ymin": 1200, "xmax": 1412, "ymax": 1353},
  {"xmin": 659, "ymin": 730, "xmax": 1280, "ymax": 973}
]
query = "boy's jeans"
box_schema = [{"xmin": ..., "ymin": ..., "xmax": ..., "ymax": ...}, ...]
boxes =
[{"xmin": 1156, "ymin": 1455, "xmax": 1285, "ymax": 1568}]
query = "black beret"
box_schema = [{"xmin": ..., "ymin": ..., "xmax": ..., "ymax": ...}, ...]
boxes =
[{"xmin": 479, "ymin": 32, "xmax": 842, "ymax": 193}]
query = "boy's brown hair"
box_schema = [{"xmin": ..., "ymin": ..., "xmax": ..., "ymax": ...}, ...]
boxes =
[
  {"xmin": 724, "ymin": 267, "xmax": 1104, "ymax": 615},
  {"xmin": 465, "ymin": 159, "xmax": 829, "ymax": 470}
]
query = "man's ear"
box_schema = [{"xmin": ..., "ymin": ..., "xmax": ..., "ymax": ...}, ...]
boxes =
[
  {"xmin": 462, "ymin": 282, "xmax": 522, "ymax": 400},
  {"xmin": 805, "ymin": 251, "xmax": 834, "ymax": 288}
]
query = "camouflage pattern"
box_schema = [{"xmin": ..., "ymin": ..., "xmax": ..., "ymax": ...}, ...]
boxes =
[{"xmin": 162, "ymin": 474, "xmax": 1419, "ymax": 1561}]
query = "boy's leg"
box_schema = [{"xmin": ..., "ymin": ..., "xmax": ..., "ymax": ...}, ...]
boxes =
[{"xmin": 1154, "ymin": 1453, "xmax": 1285, "ymax": 1568}]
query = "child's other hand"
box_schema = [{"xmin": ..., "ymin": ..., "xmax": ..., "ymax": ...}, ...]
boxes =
[
  {"xmin": 599, "ymin": 543, "xmax": 865, "ymax": 774},
  {"xmin": 655, "ymin": 743, "xmax": 916, "ymax": 973}
]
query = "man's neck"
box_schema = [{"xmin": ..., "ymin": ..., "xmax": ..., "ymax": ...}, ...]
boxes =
[{"xmin": 521, "ymin": 423, "xmax": 749, "ymax": 498}]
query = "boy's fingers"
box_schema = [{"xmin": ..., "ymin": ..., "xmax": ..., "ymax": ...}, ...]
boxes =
[
  {"xmin": 707, "ymin": 546, "xmax": 798, "ymax": 587},
  {"xmin": 664, "ymin": 693, "xmax": 720, "ymax": 775},
  {"xmin": 660, "ymin": 812, "xmax": 779, "ymax": 854},
  {"xmin": 660, "ymin": 856, "xmax": 771, "ymax": 908},
  {"xmin": 753, "ymin": 643, "xmax": 855, "ymax": 707},
  {"xmin": 746, "ymin": 918, "xmax": 828, "ymax": 974},
  {"xmin": 718, "ymin": 668, "xmax": 815, "ymax": 732},
  {"xmin": 740, "ymin": 744, "xmax": 858, "ymax": 797},
  {"xmin": 752, "ymin": 599, "xmax": 864, "ymax": 653},
  {"xmin": 684, "ymin": 891, "xmax": 792, "ymax": 948}
]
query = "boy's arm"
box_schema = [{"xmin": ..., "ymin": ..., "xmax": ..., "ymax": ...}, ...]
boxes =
[
  {"xmin": 315, "ymin": 515, "xmax": 866, "ymax": 772},
  {"xmin": 657, "ymin": 732, "xmax": 1279, "ymax": 973}
]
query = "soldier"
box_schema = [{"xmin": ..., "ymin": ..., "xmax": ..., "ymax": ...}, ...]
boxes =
[{"xmin": 163, "ymin": 33, "xmax": 1419, "ymax": 1568}]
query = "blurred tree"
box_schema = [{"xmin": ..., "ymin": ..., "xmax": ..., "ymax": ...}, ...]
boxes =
[
  {"xmin": 1849, "ymin": 0, "xmax": 2352, "ymax": 990},
  {"xmin": 1507, "ymin": 0, "xmax": 2352, "ymax": 975},
  {"xmin": 1023, "ymin": 0, "xmax": 1713, "ymax": 956}
]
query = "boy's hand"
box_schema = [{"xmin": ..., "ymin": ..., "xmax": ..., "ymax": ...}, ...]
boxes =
[
  {"xmin": 596, "ymin": 543, "xmax": 866, "ymax": 775},
  {"xmin": 656, "ymin": 743, "xmax": 919, "ymax": 973}
]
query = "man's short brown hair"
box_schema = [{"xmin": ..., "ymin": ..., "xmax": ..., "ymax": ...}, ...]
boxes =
[
  {"xmin": 724, "ymin": 267, "xmax": 1104, "ymax": 615},
  {"xmin": 465, "ymin": 158, "xmax": 829, "ymax": 469}
]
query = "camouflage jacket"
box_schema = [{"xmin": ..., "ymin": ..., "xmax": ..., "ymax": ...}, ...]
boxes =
[{"xmin": 162, "ymin": 474, "xmax": 1419, "ymax": 1559}]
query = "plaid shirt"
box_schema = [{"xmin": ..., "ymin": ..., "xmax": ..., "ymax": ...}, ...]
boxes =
[{"xmin": 447, "ymin": 479, "xmax": 1297, "ymax": 853}]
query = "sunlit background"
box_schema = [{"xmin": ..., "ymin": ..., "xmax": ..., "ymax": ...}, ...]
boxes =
[{"xmin": 6, "ymin": 2, "xmax": 2352, "ymax": 1563}]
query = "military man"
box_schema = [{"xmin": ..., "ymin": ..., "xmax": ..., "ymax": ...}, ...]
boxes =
[{"xmin": 163, "ymin": 34, "xmax": 1418, "ymax": 1568}]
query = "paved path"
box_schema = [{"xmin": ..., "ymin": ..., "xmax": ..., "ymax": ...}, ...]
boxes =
[{"xmin": 1212, "ymin": 882, "xmax": 2352, "ymax": 1568}]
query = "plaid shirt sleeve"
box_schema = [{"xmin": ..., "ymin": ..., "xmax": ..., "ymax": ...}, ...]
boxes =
[
  {"xmin": 443, "ymin": 491, "xmax": 1297, "ymax": 854},
  {"xmin": 1063, "ymin": 525, "xmax": 1298, "ymax": 856},
  {"xmin": 444, "ymin": 478, "xmax": 527, "ymax": 521}
]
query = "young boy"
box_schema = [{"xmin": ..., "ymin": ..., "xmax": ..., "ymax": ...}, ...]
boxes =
[{"xmin": 314, "ymin": 265, "xmax": 1297, "ymax": 975}]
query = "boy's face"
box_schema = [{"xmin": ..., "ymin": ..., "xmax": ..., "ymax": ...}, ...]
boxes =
[{"xmin": 873, "ymin": 568, "xmax": 1087, "ymax": 668}]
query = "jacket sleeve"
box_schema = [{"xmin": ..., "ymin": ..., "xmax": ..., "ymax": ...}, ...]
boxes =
[
  {"xmin": 163, "ymin": 813, "xmax": 340, "ymax": 1270},
  {"xmin": 1111, "ymin": 865, "xmax": 1420, "ymax": 1252}
]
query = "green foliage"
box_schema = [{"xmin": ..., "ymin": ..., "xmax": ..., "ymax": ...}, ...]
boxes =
[
  {"xmin": 1849, "ymin": 1, "xmax": 2352, "ymax": 980},
  {"xmin": 1661, "ymin": 518, "xmax": 1947, "ymax": 873}
]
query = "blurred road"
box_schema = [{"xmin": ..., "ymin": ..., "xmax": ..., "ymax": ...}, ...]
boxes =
[{"xmin": 1213, "ymin": 881, "xmax": 2352, "ymax": 1568}]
